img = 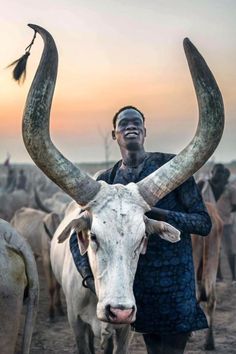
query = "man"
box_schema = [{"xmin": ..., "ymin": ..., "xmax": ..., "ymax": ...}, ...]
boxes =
[
  {"xmin": 199, "ymin": 163, "xmax": 236, "ymax": 281},
  {"xmin": 70, "ymin": 106, "xmax": 212, "ymax": 354},
  {"xmin": 5, "ymin": 168, "xmax": 17, "ymax": 192},
  {"xmin": 16, "ymin": 169, "xmax": 27, "ymax": 190}
]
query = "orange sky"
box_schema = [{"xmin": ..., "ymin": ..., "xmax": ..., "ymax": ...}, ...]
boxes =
[{"xmin": 0, "ymin": 0, "xmax": 235, "ymax": 164}]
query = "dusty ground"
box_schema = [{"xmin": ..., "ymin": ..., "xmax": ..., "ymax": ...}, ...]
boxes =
[{"xmin": 19, "ymin": 255, "xmax": 236, "ymax": 354}]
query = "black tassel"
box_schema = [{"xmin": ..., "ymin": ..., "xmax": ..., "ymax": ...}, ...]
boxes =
[
  {"xmin": 7, "ymin": 52, "xmax": 30, "ymax": 84},
  {"xmin": 7, "ymin": 30, "xmax": 37, "ymax": 85}
]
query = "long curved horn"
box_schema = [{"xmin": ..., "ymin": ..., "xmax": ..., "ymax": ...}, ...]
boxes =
[
  {"xmin": 137, "ymin": 38, "xmax": 224, "ymax": 206},
  {"xmin": 22, "ymin": 24, "xmax": 101, "ymax": 206}
]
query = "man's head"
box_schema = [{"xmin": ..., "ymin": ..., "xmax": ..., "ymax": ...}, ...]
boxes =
[
  {"xmin": 211, "ymin": 163, "xmax": 230, "ymax": 185},
  {"xmin": 112, "ymin": 106, "xmax": 146, "ymax": 151},
  {"xmin": 112, "ymin": 106, "xmax": 145, "ymax": 129}
]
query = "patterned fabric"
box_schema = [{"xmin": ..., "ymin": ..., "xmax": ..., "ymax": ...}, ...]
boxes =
[{"xmin": 97, "ymin": 152, "xmax": 211, "ymax": 334}]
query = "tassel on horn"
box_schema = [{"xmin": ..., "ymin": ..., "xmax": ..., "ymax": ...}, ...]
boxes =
[{"xmin": 7, "ymin": 30, "xmax": 37, "ymax": 84}]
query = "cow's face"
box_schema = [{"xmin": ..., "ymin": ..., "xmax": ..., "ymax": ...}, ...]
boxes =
[
  {"xmin": 58, "ymin": 182, "xmax": 180, "ymax": 324},
  {"xmin": 87, "ymin": 185, "xmax": 148, "ymax": 324}
]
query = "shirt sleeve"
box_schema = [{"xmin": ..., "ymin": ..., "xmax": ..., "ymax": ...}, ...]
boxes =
[{"xmin": 165, "ymin": 176, "xmax": 212, "ymax": 236}]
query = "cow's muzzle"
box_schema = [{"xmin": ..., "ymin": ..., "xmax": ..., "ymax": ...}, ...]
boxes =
[{"xmin": 104, "ymin": 305, "xmax": 135, "ymax": 324}]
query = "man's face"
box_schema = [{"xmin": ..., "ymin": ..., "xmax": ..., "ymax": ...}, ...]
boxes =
[
  {"xmin": 211, "ymin": 166, "xmax": 227, "ymax": 185},
  {"xmin": 112, "ymin": 108, "xmax": 146, "ymax": 151}
]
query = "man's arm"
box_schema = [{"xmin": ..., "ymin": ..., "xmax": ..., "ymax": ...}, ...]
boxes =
[
  {"xmin": 145, "ymin": 207, "xmax": 169, "ymax": 221},
  {"xmin": 145, "ymin": 176, "xmax": 212, "ymax": 236}
]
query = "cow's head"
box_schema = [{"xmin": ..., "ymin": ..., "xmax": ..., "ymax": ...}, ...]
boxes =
[
  {"xmin": 21, "ymin": 25, "xmax": 224, "ymax": 323},
  {"xmin": 57, "ymin": 184, "xmax": 180, "ymax": 323}
]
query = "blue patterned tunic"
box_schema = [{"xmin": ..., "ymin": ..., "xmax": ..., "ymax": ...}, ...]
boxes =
[{"xmin": 97, "ymin": 152, "xmax": 211, "ymax": 334}]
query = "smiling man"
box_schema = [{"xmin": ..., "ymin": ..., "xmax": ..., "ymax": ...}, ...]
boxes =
[
  {"xmin": 110, "ymin": 106, "xmax": 148, "ymax": 183},
  {"xmin": 70, "ymin": 105, "xmax": 212, "ymax": 354},
  {"xmin": 112, "ymin": 106, "xmax": 146, "ymax": 159}
]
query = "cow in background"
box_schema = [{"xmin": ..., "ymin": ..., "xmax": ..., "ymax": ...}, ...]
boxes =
[
  {"xmin": 0, "ymin": 219, "xmax": 39, "ymax": 354},
  {"xmin": 198, "ymin": 164, "xmax": 236, "ymax": 282},
  {"xmin": 11, "ymin": 207, "xmax": 63, "ymax": 320},
  {"xmin": 192, "ymin": 202, "xmax": 223, "ymax": 350}
]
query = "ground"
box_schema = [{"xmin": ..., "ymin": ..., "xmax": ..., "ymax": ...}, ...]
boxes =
[{"xmin": 20, "ymin": 257, "xmax": 236, "ymax": 354}]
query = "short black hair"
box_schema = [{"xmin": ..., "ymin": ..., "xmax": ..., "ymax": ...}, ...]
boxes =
[
  {"xmin": 212, "ymin": 163, "xmax": 230, "ymax": 180},
  {"xmin": 112, "ymin": 105, "xmax": 145, "ymax": 128},
  {"xmin": 212, "ymin": 163, "xmax": 225, "ymax": 173}
]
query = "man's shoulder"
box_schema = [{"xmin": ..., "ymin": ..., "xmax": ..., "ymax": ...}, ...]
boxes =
[
  {"xmin": 94, "ymin": 168, "xmax": 111, "ymax": 181},
  {"xmin": 95, "ymin": 160, "xmax": 122, "ymax": 182},
  {"xmin": 93, "ymin": 169, "xmax": 106, "ymax": 180}
]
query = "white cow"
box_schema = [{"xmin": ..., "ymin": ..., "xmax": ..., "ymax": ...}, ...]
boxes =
[
  {"xmin": 51, "ymin": 199, "xmax": 180, "ymax": 353},
  {"xmin": 11, "ymin": 207, "xmax": 63, "ymax": 319},
  {"xmin": 20, "ymin": 25, "xmax": 224, "ymax": 353},
  {"xmin": 0, "ymin": 219, "xmax": 39, "ymax": 354}
]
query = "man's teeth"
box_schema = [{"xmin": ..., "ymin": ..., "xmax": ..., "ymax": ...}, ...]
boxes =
[{"xmin": 126, "ymin": 132, "xmax": 138, "ymax": 136}]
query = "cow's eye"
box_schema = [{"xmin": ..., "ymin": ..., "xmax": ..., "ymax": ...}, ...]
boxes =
[
  {"xmin": 90, "ymin": 232, "xmax": 97, "ymax": 241},
  {"xmin": 89, "ymin": 232, "xmax": 99, "ymax": 251}
]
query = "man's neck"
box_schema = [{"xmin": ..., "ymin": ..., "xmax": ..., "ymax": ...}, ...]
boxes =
[{"xmin": 120, "ymin": 148, "xmax": 147, "ymax": 168}]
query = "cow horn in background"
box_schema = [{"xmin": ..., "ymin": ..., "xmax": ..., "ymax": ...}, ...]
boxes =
[
  {"xmin": 137, "ymin": 38, "xmax": 224, "ymax": 206},
  {"xmin": 22, "ymin": 24, "xmax": 101, "ymax": 207},
  {"xmin": 34, "ymin": 187, "xmax": 52, "ymax": 213}
]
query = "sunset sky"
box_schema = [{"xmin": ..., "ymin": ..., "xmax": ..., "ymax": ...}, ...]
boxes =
[{"xmin": 0, "ymin": 0, "xmax": 235, "ymax": 164}]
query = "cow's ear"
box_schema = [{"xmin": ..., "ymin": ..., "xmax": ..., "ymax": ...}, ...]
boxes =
[
  {"xmin": 57, "ymin": 219, "xmax": 77, "ymax": 243},
  {"xmin": 144, "ymin": 217, "xmax": 181, "ymax": 243},
  {"xmin": 57, "ymin": 212, "xmax": 91, "ymax": 243},
  {"xmin": 77, "ymin": 230, "xmax": 89, "ymax": 255}
]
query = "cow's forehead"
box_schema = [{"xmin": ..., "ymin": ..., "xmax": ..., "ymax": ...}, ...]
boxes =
[{"xmin": 88, "ymin": 181, "xmax": 150, "ymax": 215}]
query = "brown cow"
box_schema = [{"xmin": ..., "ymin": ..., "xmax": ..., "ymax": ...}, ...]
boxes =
[{"xmin": 192, "ymin": 202, "xmax": 223, "ymax": 350}]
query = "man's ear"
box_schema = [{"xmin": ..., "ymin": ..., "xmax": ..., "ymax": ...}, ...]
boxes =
[{"xmin": 112, "ymin": 130, "xmax": 116, "ymax": 140}]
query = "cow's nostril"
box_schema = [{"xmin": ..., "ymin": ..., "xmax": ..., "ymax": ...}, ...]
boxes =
[{"xmin": 105, "ymin": 305, "xmax": 116, "ymax": 320}]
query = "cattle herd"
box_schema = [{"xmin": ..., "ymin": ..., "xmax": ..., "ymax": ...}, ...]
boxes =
[{"xmin": 0, "ymin": 163, "xmax": 236, "ymax": 354}]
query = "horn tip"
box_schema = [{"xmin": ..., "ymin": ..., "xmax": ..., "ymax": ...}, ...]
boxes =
[
  {"xmin": 183, "ymin": 37, "xmax": 192, "ymax": 48},
  {"xmin": 28, "ymin": 23, "xmax": 39, "ymax": 31}
]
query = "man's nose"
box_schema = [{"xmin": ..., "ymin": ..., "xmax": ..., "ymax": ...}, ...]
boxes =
[{"xmin": 126, "ymin": 122, "xmax": 136, "ymax": 129}]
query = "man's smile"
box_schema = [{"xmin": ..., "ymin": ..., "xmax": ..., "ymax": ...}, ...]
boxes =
[{"xmin": 125, "ymin": 131, "xmax": 139, "ymax": 138}]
